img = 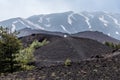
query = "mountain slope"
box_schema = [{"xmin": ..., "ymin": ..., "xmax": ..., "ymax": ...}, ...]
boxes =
[
  {"xmin": 72, "ymin": 31, "xmax": 120, "ymax": 44},
  {"xmin": 0, "ymin": 11, "xmax": 120, "ymax": 40},
  {"xmin": 0, "ymin": 17, "xmax": 44, "ymax": 32},
  {"xmin": 34, "ymin": 37, "xmax": 112, "ymax": 61}
]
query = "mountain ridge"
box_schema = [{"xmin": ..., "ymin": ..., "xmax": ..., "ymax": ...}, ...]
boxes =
[
  {"xmin": 18, "ymin": 28, "xmax": 120, "ymax": 44},
  {"xmin": 72, "ymin": 31, "xmax": 120, "ymax": 44},
  {"xmin": 0, "ymin": 11, "xmax": 120, "ymax": 40}
]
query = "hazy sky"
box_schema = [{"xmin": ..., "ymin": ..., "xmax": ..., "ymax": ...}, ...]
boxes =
[{"xmin": 0, "ymin": 0, "xmax": 120, "ymax": 21}]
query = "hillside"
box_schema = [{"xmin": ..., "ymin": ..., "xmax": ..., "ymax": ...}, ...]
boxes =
[
  {"xmin": 19, "ymin": 33, "xmax": 113, "ymax": 67},
  {"xmin": 0, "ymin": 33, "xmax": 119, "ymax": 80}
]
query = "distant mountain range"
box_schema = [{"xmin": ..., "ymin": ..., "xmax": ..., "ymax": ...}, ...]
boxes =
[
  {"xmin": 18, "ymin": 28, "xmax": 120, "ymax": 44},
  {"xmin": 0, "ymin": 11, "xmax": 120, "ymax": 40}
]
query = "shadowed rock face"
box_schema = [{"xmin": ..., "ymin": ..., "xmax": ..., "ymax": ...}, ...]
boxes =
[
  {"xmin": 19, "ymin": 28, "xmax": 120, "ymax": 45},
  {"xmin": 72, "ymin": 31, "xmax": 120, "ymax": 44}
]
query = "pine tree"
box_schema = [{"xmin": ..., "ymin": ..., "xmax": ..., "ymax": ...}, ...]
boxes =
[{"xmin": 0, "ymin": 26, "xmax": 22, "ymax": 73}]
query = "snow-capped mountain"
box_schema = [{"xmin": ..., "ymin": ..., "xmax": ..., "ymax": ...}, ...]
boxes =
[{"xmin": 0, "ymin": 11, "xmax": 120, "ymax": 40}]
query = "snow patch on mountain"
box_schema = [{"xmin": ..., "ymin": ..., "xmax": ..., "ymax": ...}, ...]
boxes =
[
  {"xmin": 61, "ymin": 25, "xmax": 70, "ymax": 33},
  {"xmin": 108, "ymin": 33, "xmax": 111, "ymax": 36},
  {"xmin": 116, "ymin": 31, "xmax": 119, "ymax": 35},
  {"xmin": 44, "ymin": 24, "xmax": 51, "ymax": 27},
  {"xmin": 108, "ymin": 15, "xmax": 120, "ymax": 27},
  {"xmin": 18, "ymin": 19, "xmax": 31, "ymax": 28},
  {"xmin": 79, "ymin": 13, "xmax": 92, "ymax": 29},
  {"xmin": 11, "ymin": 24, "xmax": 16, "ymax": 32},
  {"xmin": 46, "ymin": 18, "xmax": 50, "ymax": 23},
  {"xmin": 24, "ymin": 19, "xmax": 44, "ymax": 30},
  {"xmin": 99, "ymin": 16, "xmax": 108, "ymax": 27},
  {"xmin": 38, "ymin": 17, "xmax": 43, "ymax": 23},
  {"xmin": 68, "ymin": 13, "xmax": 73, "ymax": 25},
  {"xmin": 11, "ymin": 21, "xmax": 19, "ymax": 32}
]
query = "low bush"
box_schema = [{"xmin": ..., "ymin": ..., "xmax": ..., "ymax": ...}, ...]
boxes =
[
  {"xmin": 15, "ymin": 39, "xmax": 49, "ymax": 70},
  {"xmin": 64, "ymin": 58, "xmax": 72, "ymax": 66},
  {"xmin": 104, "ymin": 42, "xmax": 120, "ymax": 49}
]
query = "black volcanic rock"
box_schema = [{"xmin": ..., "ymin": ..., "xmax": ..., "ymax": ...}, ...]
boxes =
[
  {"xmin": 1, "ymin": 33, "xmax": 119, "ymax": 80},
  {"xmin": 1, "ymin": 52, "xmax": 120, "ymax": 80},
  {"xmin": 20, "ymin": 33, "xmax": 112, "ymax": 67},
  {"xmin": 18, "ymin": 33, "xmax": 115, "ymax": 70},
  {"xmin": 20, "ymin": 33, "xmax": 112, "ymax": 64}
]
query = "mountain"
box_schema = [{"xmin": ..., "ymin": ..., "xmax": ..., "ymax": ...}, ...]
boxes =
[
  {"xmin": 0, "ymin": 11, "xmax": 120, "ymax": 40},
  {"xmin": 72, "ymin": 31, "xmax": 120, "ymax": 44}
]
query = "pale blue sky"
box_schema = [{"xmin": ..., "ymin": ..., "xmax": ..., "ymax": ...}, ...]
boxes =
[{"xmin": 0, "ymin": 0, "xmax": 120, "ymax": 21}]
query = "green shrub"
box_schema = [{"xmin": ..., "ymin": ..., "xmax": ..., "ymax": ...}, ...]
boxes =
[
  {"xmin": 30, "ymin": 39, "xmax": 49, "ymax": 49},
  {"xmin": 15, "ymin": 39, "xmax": 49, "ymax": 70},
  {"xmin": 64, "ymin": 58, "xmax": 72, "ymax": 66},
  {"xmin": 104, "ymin": 42, "xmax": 120, "ymax": 49},
  {"xmin": 16, "ymin": 47, "xmax": 35, "ymax": 65}
]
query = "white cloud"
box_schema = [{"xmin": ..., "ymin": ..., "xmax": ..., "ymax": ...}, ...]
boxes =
[
  {"xmin": 0, "ymin": 0, "xmax": 119, "ymax": 21},
  {"xmin": 0, "ymin": 0, "xmax": 72, "ymax": 21}
]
